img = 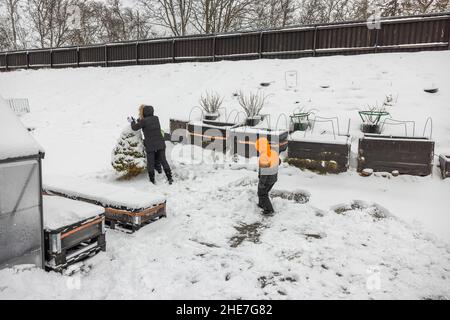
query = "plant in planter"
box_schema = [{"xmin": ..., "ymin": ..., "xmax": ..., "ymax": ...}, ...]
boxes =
[
  {"xmin": 358, "ymin": 105, "xmax": 390, "ymax": 134},
  {"xmin": 199, "ymin": 91, "xmax": 223, "ymax": 121},
  {"xmin": 111, "ymin": 126, "xmax": 147, "ymax": 179},
  {"xmin": 290, "ymin": 110, "xmax": 311, "ymax": 132},
  {"xmin": 237, "ymin": 90, "xmax": 269, "ymax": 126}
]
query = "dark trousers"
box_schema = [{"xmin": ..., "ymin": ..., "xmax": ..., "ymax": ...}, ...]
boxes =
[
  {"xmin": 258, "ymin": 174, "xmax": 278, "ymax": 212},
  {"xmin": 147, "ymin": 148, "xmax": 171, "ymax": 179}
]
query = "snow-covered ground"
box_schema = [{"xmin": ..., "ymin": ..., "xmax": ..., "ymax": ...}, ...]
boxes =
[{"xmin": 0, "ymin": 51, "xmax": 449, "ymax": 299}]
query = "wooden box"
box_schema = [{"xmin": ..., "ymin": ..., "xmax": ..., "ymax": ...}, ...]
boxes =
[
  {"xmin": 357, "ymin": 134, "xmax": 435, "ymax": 176},
  {"xmin": 43, "ymin": 196, "xmax": 106, "ymax": 272},
  {"xmin": 287, "ymin": 135, "xmax": 351, "ymax": 174},
  {"xmin": 439, "ymin": 154, "xmax": 450, "ymax": 179},
  {"xmin": 229, "ymin": 127, "xmax": 289, "ymax": 158}
]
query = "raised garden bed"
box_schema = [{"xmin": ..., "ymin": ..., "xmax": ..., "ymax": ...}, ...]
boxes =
[
  {"xmin": 229, "ymin": 126, "xmax": 289, "ymax": 158},
  {"xmin": 187, "ymin": 120, "xmax": 236, "ymax": 152},
  {"xmin": 439, "ymin": 154, "xmax": 450, "ymax": 179},
  {"xmin": 357, "ymin": 134, "xmax": 435, "ymax": 176},
  {"xmin": 43, "ymin": 195, "xmax": 106, "ymax": 272},
  {"xmin": 286, "ymin": 133, "xmax": 351, "ymax": 174},
  {"xmin": 43, "ymin": 175, "xmax": 167, "ymax": 233},
  {"xmin": 169, "ymin": 118, "xmax": 189, "ymax": 142}
]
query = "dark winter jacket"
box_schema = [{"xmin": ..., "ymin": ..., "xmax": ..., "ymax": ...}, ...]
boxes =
[{"xmin": 131, "ymin": 105, "xmax": 166, "ymax": 151}]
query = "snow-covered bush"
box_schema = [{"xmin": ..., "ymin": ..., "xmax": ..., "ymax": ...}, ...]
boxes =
[
  {"xmin": 199, "ymin": 91, "xmax": 223, "ymax": 115},
  {"xmin": 237, "ymin": 90, "xmax": 268, "ymax": 118},
  {"xmin": 111, "ymin": 126, "xmax": 147, "ymax": 179}
]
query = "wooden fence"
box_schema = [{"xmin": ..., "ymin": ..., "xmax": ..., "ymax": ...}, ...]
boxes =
[{"xmin": 1, "ymin": 12, "xmax": 449, "ymax": 71}]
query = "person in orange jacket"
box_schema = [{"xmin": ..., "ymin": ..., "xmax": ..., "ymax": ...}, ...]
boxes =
[{"xmin": 255, "ymin": 137, "xmax": 281, "ymax": 215}]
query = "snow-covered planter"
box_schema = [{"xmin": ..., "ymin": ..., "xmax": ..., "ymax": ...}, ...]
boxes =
[
  {"xmin": 0, "ymin": 96, "xmax": 45, "ymax": 270},
  {"xmin": 358, "ymin": 134, "xmax": 435, "ymax": 176},
  {"xmin": 43, "ymin": 175, "xmax": 167, "ymax": 233},
  {"xmin": 43, "ymin": 196, "xmax": 106, "ymax": 272},
  {"xmin": 229, "ymin": 126, "xmax": 289, "ymax": 158},
  {"xmin": 245, "ymin": 115, "xmax": 263, "ymax": 127},
  {"xmin": 439, "ymin": 154, "xmax": 450, "ymax": 179},
  {"xmin": 187, "ymin": 120, "xmax": 236, "ymax": 152},
  {"xmin": 286, "ymin": 133, "xmax": 351, "ymax": 174},
  {"xmin": 204, "ymin": 112, "xmax": 220, "ymax": 121},
  {"xmin": 170, "ymin": 118, "xmax": 189, "ymax": 142}
]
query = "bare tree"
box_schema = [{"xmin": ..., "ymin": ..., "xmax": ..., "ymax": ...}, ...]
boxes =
[
  {"xmin": 139, "ymin": 0, "xmax": 193, "ymax": 36},
  {"xmin": 247, "ymin": 0, "xmax": 297, "ymax": 29},
  {"xmin": 27, "ymin": 0, "xmax": 76, "ymax": 48},
  {"xmin": 1, "ymin": 0, "xmax": 20, "ymax": 49},
  {"xmin": 191, "ymin": 0, "xmax": 251, "ymax": 34}
]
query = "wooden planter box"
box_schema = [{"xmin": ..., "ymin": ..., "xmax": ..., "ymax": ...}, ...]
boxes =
[
  {"xmin": 105, "ymin": 203, "xmax": 166, "ymax": 232},
  {"xmin": 169, "ymin": 118, "xmax": 189, "ymax": 142},
  {"xmin": 229, "ymin": 127, "xmax": 289, "ymax": 158},
  {"xmin": 357, "ymin": 134, "xmax": 435, "ymax": 176},
  {"xmin": 439, "ymin": 154, "xmax": 450, "ymax": 179},
  {"xmin": 286, "ymin": 135, "xmax": 351, "ymax": 174},
  {"xmin": 187, "ymin": 120, "xmax": 236, "ymax": 152},
  {"xmin": 44, "ymin": 176, "xmax": 167, "ymax": 233},
  {"xmin": 43, "ymin": 196, "xmax": 106, "ymax": 272}
]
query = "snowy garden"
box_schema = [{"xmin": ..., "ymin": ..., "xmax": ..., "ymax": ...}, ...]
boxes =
[{"xmin": 0, "ymin": 50, "xmax": 449, "ymax": 299}]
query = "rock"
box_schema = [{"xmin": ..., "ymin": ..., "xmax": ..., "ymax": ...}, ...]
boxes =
[
  {"xmin": 361, "ymin": 168, "xmax": 374, "ymax": 177},
  {"xmin": 391, "ymin": 170, "xmax": 400, "ymax": 177},
  {"xmin": 424, "ymin": 87, "xmax": 439, "ymax": 94}
]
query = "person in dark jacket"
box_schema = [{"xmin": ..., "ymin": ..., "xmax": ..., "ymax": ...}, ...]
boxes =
[{"xmin": 129, "ymin": 105, "xmax": 173, "ymax": 185}]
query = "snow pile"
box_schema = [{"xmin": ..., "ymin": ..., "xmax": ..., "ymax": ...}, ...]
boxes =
[
  {"xmin": 43, "ymin": 196, "xmax": 104, "ymax": 230},
  {"xmin": 0, "ymin": 51, "xmax": 449, "ymax": 299},
  {"xmin": 0, "ymin": 95, "xmax": 43, "ymax": 161},
  {"xmin": 44, "ymin": 175, "xmax": 166, "ymax": 210},
  {"xmin": 0, "ymin": 165, "xmax": 449, "ymax": 299}
]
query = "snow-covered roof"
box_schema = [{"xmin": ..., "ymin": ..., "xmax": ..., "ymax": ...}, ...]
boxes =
[
  {"xmin": 43, "ymin": 195, "xmax": 104, "ymax": 230},
  {"xmin": 0, "ymin": 95, "xmax": 43, "ymax": 161}
]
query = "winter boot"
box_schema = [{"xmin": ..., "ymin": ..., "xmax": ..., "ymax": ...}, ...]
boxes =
[{"xmin": 164, "ymin": 169, "xmax": 173, "ymax": 185}]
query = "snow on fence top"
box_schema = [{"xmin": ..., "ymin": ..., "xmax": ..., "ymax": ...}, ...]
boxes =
[
  {"xmin": 43, "ymin": 195, "xmax": 104, "ymax": 230},
  {"xmin": 44, "ymin": 175, "xmax": 167, "ymax": 210},
  {"xmin": 0, "ymin": 95, "xmax": 43, "ymax": 161}
]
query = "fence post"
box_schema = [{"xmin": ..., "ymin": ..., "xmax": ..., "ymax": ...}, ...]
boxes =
[
  {"xmin": 172, "ymin": 39, "xmax": 176, "ymax": 63},
  {"xmin": 50, "ymin": 49, "xmax": 53, "ymax": 68},
  {"xmin": 77, "ymin": 47, "xmax": 80, "ymax": 67},
  {"xmin": 5, "ymin": 53, "xmax": 8, "ymax": 72},
  {"xmin": 447, "ymin": 16, "xmax": 450, "ymax": 50},
  {"xmin": 136, "ymin": 41, "xmax": 139, "ymax": 65},
  {"xmin": 104, "ymin": 45, "xmax": 108, "ymax": 67},
  {"xmin": 26, "ymin": 51, "xmax": 29, "ymax": 69},
  {"xmin": 374, "ymin": 28, "xmax": 379, "ymax": 53},
  {"xmin": 212, "ymin": 36, "xmax": 216, "ymax": 62},
  {"xmin": 259, "ymin": 31, "xmax": 263, "ymax": 59},
  {"xmin": 313, "ymin": 26, "xmax": 317, "ymax": 57}
]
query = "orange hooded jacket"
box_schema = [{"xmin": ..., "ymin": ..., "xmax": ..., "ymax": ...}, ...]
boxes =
[{"xmin": 255, "ymin": 137, "xmax": 280, "ymax": 169}]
